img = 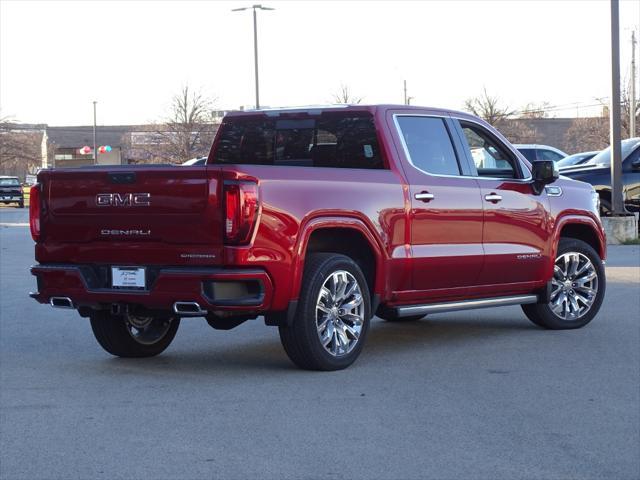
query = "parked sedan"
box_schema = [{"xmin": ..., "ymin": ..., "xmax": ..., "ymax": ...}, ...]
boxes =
[
  {"xmin": 515, "ymin": 144, "xmax": 568, "ymax": 162},
  {"xmin": 561, "ymin": 138, "xmax": 640, "ymax": 215},
  {"xmin": 557, "ymin": 151, "xmax": 599, "ymax": 170}
]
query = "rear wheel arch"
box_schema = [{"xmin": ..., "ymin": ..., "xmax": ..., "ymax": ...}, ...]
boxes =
[{"xmin": 292, "ymin": 219, "xmax": 385, "ymax": 301}]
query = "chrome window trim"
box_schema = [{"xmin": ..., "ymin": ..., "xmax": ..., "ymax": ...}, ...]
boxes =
[
  {"xmin": 393, "ymin": 113, "xmax": 533, "ymax": 183},
  {"xmin": 392, "ymin": 114, "xmax": 476, "ymax": 180}
]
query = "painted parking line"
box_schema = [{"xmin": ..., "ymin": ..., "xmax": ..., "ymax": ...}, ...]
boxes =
[{"xmin": 0, "ymin": 223, "xmax": 29, "ymax": 227}]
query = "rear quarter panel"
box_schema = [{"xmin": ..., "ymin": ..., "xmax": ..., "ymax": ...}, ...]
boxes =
[{"xmin": 220, "ymin": 165, "xmax": 408, "ymax": 310}]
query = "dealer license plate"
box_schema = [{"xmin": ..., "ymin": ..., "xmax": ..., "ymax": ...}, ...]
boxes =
[{"xmin": 111, "ymin": 267, "xmax": 146, "ymax": 289}]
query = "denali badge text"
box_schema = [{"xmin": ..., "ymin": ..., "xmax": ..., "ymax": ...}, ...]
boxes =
[
  {"xmin": 101, "ymin": 229, "xmax": 151, "ymax": 236},
  {"xmin": 517, "ymin": 254, "xmax": 542, "ymax": 260},
  {"xmin": 96, "ymin": 193, "xmax": 151, "ymax": 207}
]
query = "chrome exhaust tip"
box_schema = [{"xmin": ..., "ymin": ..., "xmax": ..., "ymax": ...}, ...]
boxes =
[
  {"xmin": 50, "ymin": 297, "xmax": 74, "ymax": 309},
  {"xmin": 173, "ymin": 301, "xmax": 207, "ymax": 316}
]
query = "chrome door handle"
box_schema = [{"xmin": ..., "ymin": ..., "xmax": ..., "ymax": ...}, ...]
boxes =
[
  {"xmin": 484, "ymin": 193, "xmax": 503, "ymax": 203},
  {"xmin": 415, "ymin": 192, "xmax": 435, "ymax": 202}
]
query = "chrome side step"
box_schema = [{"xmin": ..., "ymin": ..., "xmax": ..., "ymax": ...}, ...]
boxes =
[{"xmin": 395, "ymin": 294, "xmax": 538, "ymax": 318}]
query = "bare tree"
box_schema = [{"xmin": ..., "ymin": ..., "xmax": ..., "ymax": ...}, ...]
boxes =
[
  {"xmin": 464, "ymin": 88, "xmax": 514, "ymax": 126},
  {"xmin": 517, "ymin": 102, "xmax": 551, "ymax": 119},
  {"xmin": 331, "ymin": 84, "xmax": 363, "ymax": 104},
  {"xmin": 0, "ymin": 113, "xmax": 43, "ymax": 180},
  {"xmin": 145, "ymin": 85, "xmax": 218, "ymax": 163},
  {"xmin": 500, "ymin": 120, "xmax": 540, "ymax": 145},
  {"xmin": 563, "ymin": 117, "xmax": 609, "ymax": 152},
  {"xmin": 563, "ymin": 82, "xmax": 639, "ymax": 152}
]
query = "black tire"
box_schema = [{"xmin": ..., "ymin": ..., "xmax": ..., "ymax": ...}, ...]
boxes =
[
  {"xmin": 279, "ymin": 253, "xmax": 371, "ymax": 371},
  {"xmin": 522, "ymin": 238, "xmax": 605, "ymax": 330},
  {"xmin": 18, "ymin": 201, "xmax": 24, "ymax": 208},
  {"xmin": 90, "ymin": 310, "xmax": 180, "ymax": 357}
]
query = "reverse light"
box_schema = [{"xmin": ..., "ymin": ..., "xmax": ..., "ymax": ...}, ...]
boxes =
[
  {"xmin": 29, "ymin": 184, "xmax": 41, "ymax": 241},
  {"xmin": 224, "ymin": 182, "xmax": 259, "ymax": 245}
]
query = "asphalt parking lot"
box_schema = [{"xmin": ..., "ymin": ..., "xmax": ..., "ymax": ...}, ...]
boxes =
[{"xmin": 1, "ymin": 207, "xmax": 639, "ymax": 480}]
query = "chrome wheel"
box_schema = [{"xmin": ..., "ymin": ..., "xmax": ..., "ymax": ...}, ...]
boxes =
[
  {"xmin": 315, "ymin": 270, "xmax": 364, "ymax": 357},
  {"xmin": 550, "ymin": 252, "xmax": 599, "ymax": 321},
  {"xmin": 125, "ymin": 313, "xmax": 174, "ymax": 345}
]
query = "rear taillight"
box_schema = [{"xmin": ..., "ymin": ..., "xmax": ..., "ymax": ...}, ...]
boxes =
[
  {"xmin": 29, "ymin": 184, "xmax": 41, "ymax": 242},
  {"xmin": 224, "ymin": 182, "xmax": 259, "ymax": 245}
]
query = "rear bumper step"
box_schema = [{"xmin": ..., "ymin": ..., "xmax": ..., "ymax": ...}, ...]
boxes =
[
  {"xmin": 30, "ymin": 264, "xmax": 273, "ymax": 312},
  {"xmin": 394, "ymin": 294, "xmax": 538, "ymax": 318}
]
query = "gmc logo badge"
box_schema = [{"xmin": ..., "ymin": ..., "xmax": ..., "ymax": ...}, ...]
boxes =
[{"xmin": 96, "ymin": 193, "xmax": 151, "ymax": 207}]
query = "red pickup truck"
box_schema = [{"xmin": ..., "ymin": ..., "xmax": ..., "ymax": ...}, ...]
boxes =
[{"xmin": 29, "ymin": 105, "xmax": 606, "ymax": 370}]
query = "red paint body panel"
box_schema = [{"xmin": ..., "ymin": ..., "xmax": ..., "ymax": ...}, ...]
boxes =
[
  {"xmin": 31, "ymin": 105, "xmax": 606, "ymax": 316},
  {"xmin": 31, "ymin": 265, "xmax": 272, "ymax": 311},
  {"xmin": 476, "ymin": 178, "xmax": 552, "ymax": 285}
]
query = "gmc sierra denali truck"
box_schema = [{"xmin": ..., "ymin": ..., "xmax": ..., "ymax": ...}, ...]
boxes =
[{"xmin": 29, "ymin": 105, "xmax": 606, "ymax": 371}]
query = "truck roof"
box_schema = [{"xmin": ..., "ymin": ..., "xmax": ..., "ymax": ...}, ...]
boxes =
[{"xmin": 224, "ymin": 104, "xmax": 475, "ymax": 120}]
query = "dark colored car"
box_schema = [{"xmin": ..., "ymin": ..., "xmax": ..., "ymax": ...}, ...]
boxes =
[
  {"xmin": 0, "ymin": 176, "xmax": 24, "ymax": 208},
  {"xmin": 561, "ymin": 138, "xmax": 640, "ymax": 215},
  {"xmin": 557, "ymin": 151, "xmax": 599, "ymax": 170},
  {"xmin": 29, "ymin": 105, "xmax": 606, "ymax": 370}
]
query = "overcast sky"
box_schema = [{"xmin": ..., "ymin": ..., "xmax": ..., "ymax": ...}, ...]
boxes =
[{"xmin": 1, "ymin": 0, "xmax": 639, "ymax": 126}]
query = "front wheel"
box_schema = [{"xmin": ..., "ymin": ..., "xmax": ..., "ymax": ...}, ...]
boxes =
[
  {"xmin": 522, "ymin": 238, "xmax": 605, "ymax": 329},
  {"xmin": 90, "ymin": 310, "xmax": 180, "ymax": 357},
  {"xmin": 279, "ymin": 253, "xmax": 371, "ymax": 371}
]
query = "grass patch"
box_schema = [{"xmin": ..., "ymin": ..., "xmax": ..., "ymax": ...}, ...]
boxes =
[{"xmin": 619, "ymin": 237, "xmax": 640, "ymax": 245}]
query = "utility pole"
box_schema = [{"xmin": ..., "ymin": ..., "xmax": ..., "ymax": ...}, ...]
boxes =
[
  {"xmin": 92, "ymin": 101, "xmax": 97, "ymax": 165},
  {"xmin": 609, "ymin": 0, "xmax": 624, "ymax": 215},
  {"xmin": 631, "ymin": 30, "xmax": 636, "ymax": 138}
]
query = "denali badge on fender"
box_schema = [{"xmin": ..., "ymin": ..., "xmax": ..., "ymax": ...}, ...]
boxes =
[{"xmin": 96, "ymin": 192, "xmax": 151, "ymax": 207}]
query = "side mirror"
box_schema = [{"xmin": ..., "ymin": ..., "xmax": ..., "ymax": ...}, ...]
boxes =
[{"xmin": 531, "ymin": 160, "xmax": 559, "ymax": 195}]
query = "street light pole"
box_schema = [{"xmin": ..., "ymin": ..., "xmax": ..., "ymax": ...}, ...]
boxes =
[
  {"xmin": 92, "ymin": 101, "xmax": 97, "ymax": 165},
  {"xmin": 253, "ymin": 7, "xmax": 260, "ymax": 109},
  {"xmin": 609, "ymin": 0, "xmax": 624, "ymax": 215},
  {"xmin": 631, "ymin": 30, "xmax": 636, "ymax": 139},
  {"xmin": 232, "ymin": 4, "xmax": 274, "ymax": 109}
]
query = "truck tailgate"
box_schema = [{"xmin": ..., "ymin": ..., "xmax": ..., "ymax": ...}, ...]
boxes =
[{"xmin": 37, "ymin": 166, "xmax": 223, "ymax": 264}]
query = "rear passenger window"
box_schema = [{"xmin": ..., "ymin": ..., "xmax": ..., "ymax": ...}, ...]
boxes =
[
  {"xmin": 395, "ymin": 116, "xmax": 461, "ymax": 176},
  {"xmin": 214, "ymin": 113, "xmax": 384, "ymax": 169}
]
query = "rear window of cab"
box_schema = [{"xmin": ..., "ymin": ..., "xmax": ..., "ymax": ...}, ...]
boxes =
[{"xmin": 213, "ymin": 113, "xmax": 385, "ymax": 169}]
